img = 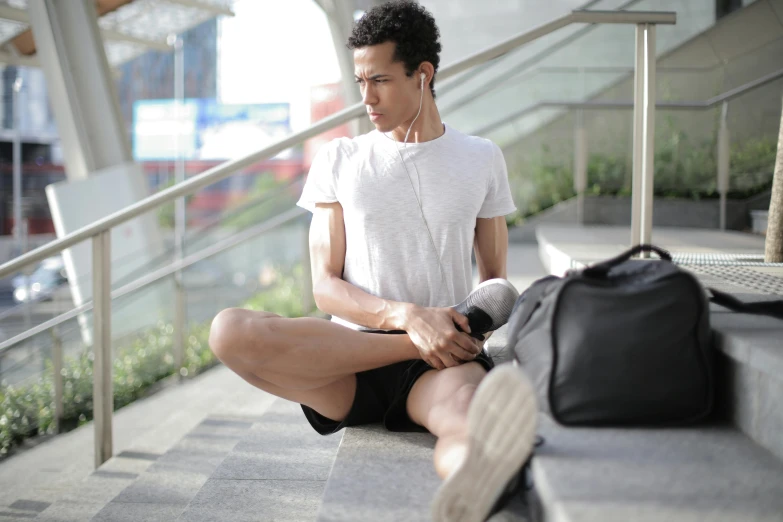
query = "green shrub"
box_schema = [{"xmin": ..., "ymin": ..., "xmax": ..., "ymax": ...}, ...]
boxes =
[{"xmin": 509, "ymin": 134, "xmax": 776, "ymax": 218}]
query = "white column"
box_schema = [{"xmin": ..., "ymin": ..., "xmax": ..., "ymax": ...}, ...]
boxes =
[
  {"xmin": 318, "ymin": 0, "xmax": 375, "ymax": 136},
  {"xmin": 27, "ymin": 0, "xmax": 132, "ymax": 181}
]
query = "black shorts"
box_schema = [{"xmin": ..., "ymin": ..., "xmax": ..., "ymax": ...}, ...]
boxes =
[{"xmin": 301, "ymin": 330, "xmax": 496, "ymax": 435}]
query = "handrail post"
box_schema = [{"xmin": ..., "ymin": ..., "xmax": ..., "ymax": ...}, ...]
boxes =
[
  {"xmin": 640, "ymin": 24, "xmax": 657, "ymax": 253},
  {"xmin": 574, "ymin": 109, "xmax": 588, "ymax": 225},
  {"xmin": 50, "ymin": 326, "xmax": 64, "ymax": 433},
  {"xmin": 174, "ymin": 275, "xmax": 186, "ymax": 376},
  {"xmin": 92, "ymin": 231, "xmax": 113, "ymax": 468},
  {"xmin": 717, "ymin": 101, "xmax": 730, "ymax": 230},
  {"xmin": 631, "ymin": 23, "xmax": 657, "ymax": 254}
]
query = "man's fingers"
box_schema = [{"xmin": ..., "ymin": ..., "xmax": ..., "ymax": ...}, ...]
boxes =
[
  {"xmin": 426, "ymin": 356, "xmax": 444, "ymax": 370},
  {"xmin": 450, "ymin": 340, "xmax": 479, "ymax": 361},
  {"xmin": 449, "ymin": 309, "xmax": 472, "ymax": 334},
  {"xmin": 438, "ymin": 351, "xmax": 459, "ymax": 369},
  {"xmin": 455, "ymin": 332, "xmax": 482, "ymax": 355}
]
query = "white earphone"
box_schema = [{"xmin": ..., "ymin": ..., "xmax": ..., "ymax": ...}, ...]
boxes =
[{"xmin": 390, "ymin": 70, "xmax": 449, "ymax": 298}]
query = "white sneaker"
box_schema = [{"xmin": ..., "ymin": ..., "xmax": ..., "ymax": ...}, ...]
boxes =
[
  {"xmin": 431, "ymin": 363, "xmax": 538, "ymax": 522},
  {"xmin": 451, "ymin": 279, "xmax": 519, "ymax": 337}
]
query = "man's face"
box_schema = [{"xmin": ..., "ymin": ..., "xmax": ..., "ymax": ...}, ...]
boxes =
[{"xmin": 354, "ymin": 41, "xmax": 421, "ymax": 133}]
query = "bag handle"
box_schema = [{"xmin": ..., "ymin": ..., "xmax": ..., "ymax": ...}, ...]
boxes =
[
  {"xmin": 708, "ymin": 287, "xmax": 783, "ymax": 320},
  {"xmin": 581, "ymin": 244, "xmax": 672, "ymax": 278}
]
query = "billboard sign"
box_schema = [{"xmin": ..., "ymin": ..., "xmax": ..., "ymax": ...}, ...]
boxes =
[{"xmin": 133, "ymin": 99, "xmax": 291, "ymax": 161}]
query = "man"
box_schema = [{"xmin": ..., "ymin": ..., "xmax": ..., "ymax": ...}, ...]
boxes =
[{"xmin": 208, "ymin": 2, "xmax": 537, "ymax": 520}]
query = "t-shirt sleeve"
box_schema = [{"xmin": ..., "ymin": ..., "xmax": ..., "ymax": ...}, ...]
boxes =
[
  {"xmin": 296, "ymin": 140, "xmax": 341, "ymax": 213},
  {"xmin": 477, "ymin": 142, "xmax": 517, "ymax": 218}
]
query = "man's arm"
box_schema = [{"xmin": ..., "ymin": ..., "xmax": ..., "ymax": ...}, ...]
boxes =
[
  {"xmin": 308, "ymin": 202, "xmax": 481, "ymax": 369},
  {"xmin": 473, "ymin": 216, "xmax": 510, "ymax": 341},
  {"xmin": 474, "ymin": 216, "xmax": 509, "ymax": 282},
  {"xmin": 309, "ymin": 202, "xmax": 409, "ymax": 330}
]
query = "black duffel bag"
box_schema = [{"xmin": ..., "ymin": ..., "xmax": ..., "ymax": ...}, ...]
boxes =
[{"xmin": 508, "ymin": 244, "xmax": 714, "ymax": 426}]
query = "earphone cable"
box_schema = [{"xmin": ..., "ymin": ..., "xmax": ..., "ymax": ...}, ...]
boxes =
[{"xmin": 387, "ymin": 75, "xmax": 449, "ymax": 300}]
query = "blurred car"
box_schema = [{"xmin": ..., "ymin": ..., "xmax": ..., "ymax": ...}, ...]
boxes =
[{"xmin": 12, "ymin": 255, "xmax": 68, "ymax": 304}]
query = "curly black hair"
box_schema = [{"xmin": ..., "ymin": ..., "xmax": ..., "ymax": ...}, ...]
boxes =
[{"xmin": 347, "ymin": 1, "xmax": 442, "ymax": 98}]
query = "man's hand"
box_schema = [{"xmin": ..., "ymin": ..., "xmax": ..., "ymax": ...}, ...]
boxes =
[{"xmin": 402, "ymin": 305, "xmax": 484, "ymax": 370}]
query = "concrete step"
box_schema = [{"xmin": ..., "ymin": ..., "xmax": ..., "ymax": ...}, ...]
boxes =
[
  {"xmin": 314, "ymin": 327, "xmax": 530, "ymax": 522},
  {"xmin": 0, "ymin": 364, "xmax": 276, "ymax": 521},
  {"xmin": 177, "ymin": 399, "xmax": 341, "ymax": 522},
  {"xmin": 34, "ymin": 399, "xmax": 340, "ymax": 521},
  {"xmin": 316, "ymin": 424, "xmax": 440, "ymax": 522},
  {"xmin": 530, "ymin": 415, "xmax": 783, "ymax": 522},
  {"xmin": 535, "ymin": 225, "xmax": 783, "ymax": 461},
  {"xmin": 316, "ymin": 421, "xmax": 532, "ymax": 522},
  {"xmin": 35, "ymin": 414, "xmax": 261, "ymax": 521}
]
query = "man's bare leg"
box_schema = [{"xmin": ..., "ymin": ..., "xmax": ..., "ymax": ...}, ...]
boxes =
[
  {"xmin": 209, "ymin": 307, "xmax": 421, "ymax": 420},
  {"xmin": 406, "ymin": 361, "xmax": 488, "ymax": 479},
  {"xmin": 210, "ymin": 307, "xmax": 496, "ymax": 481}
]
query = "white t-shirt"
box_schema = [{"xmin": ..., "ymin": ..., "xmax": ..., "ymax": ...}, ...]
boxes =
[{"xmin": 296, "ymin": 123, "xmax": 516, "ymax": 330}]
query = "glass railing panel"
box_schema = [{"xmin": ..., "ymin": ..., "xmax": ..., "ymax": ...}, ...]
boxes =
[
  {"xmin": 436, "ymin": 0, "xmax": 635, "ymax": 103},
  {"xmin": 443, "ymin": 0, "xmax": 720, "ymax": 140},
  {"xmin": 493, "ymin": 71, "xmax": 781, "ymax": 223},
  {"xmin": 0, "ymin": 203, "xmax": 313, "ymax": 457}
]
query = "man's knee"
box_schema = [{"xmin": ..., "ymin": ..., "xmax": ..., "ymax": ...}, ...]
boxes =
[
  {"xmin": 450, "ymin": 382, "xmax": 478, "ymax": 416},
  {"xmin": 409, "ymin": 363, "xmax": 487, "ymax": 433},
  {"xmin": 208, "ymin": 307, "xmax": 277, "ymax": 363}
]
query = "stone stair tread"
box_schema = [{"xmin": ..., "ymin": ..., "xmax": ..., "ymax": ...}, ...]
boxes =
[
  {"xmin": 316, "ymin": 424, "xmax": 440, "ymax": 522},
  {"xmin": 41, "ymin": 414, "xmax": 257, "ymax": 521},
  {"xmin": 710, "ymin": 301, "xmax": 783, "ymax": 378},
  {"xmin": 177, "ymin": 399, "xmax": 341, "ymax": 521},
  {"xmin": 35, "ymin": 399, "xmax": 338, "ymax": 521},
  {"xmin": 531, "ymin": 415, "xmax": 783, "ymax": 522}
]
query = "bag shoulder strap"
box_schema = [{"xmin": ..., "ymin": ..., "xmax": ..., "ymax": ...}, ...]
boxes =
[
  {"xmin": 582, "ymin": 244, "xmax": 672, "ymax": 278},
  {"xmin": 708, "ymin": 287, "xmax": 783, "ymax": 321}
]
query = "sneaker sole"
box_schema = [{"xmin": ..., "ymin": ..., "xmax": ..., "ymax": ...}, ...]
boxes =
[
  {"xmin": 431, "ymin": 364, "xmax": 537, "ymax": 522},
  {"xmin": 452, "ymin": 278, "xmax": 520, "ymax": 334},
  {"xmin": 453, "ymin": 278, "xmax": 519, "ymax": 309}
]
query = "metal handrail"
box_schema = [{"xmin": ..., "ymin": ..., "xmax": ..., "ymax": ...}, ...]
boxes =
[
  {"xmin": 0, "ymin": 176, "xmax": 305, "ymax": 332},
  {"xmin": 472, "ymin": 66, "xmax": 783, "ymax": 136},
  {"xmin": 0, "ymin": 9, "xmax": 675, "ymax": 280},
  {"xmin": 442, "ymin": 62, "xmax": 731, "ymax": 116},
  {"xmin": 0, "ymin": 207, "xmax": 306, "ymax": 352},
  {"xmin": 0, "ymin": 8, "xmax": 677, "ymax": 467}
]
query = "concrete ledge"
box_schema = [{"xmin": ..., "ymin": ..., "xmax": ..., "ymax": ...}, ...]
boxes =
[
  {"xmin": 531, "ymin": 415, "xmax": 783, "ymax": 522},
  {"xmin": 316, "ymin": 425, "xmax": 440, "ymax": 522},
  {"xmin": 180, "ymin": 400, "xmax": 341, "ymax": 522}
]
